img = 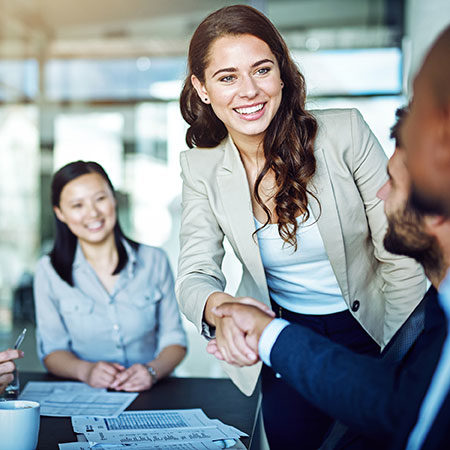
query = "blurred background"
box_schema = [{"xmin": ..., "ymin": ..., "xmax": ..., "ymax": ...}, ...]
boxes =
[{"xmin": 0, "ymin": 0, "xmax": 448, "ymax": 377}]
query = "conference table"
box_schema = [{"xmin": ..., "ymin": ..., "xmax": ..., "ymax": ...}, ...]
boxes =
[{"xmin": 19, "ymin": 371, "xmax": 261, "ymax": 449}]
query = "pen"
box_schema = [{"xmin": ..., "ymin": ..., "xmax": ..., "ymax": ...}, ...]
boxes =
[{"xmin": 13, "ymin": 328, "xmax": 27, "ymax": 350}]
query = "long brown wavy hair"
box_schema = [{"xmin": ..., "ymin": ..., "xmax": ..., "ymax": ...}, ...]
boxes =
[{"xmin": 180, "ymin": 5, "xmax": 319, "ymax": 249}]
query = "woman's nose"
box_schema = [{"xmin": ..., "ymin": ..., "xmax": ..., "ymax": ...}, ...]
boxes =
[
  {"xmin": 239, "ymin": 75, "xmax": 258, "ymax": 98},
  {"xmin": 87, "ymin": 202, "xmax": 100, "ymax": 217}
]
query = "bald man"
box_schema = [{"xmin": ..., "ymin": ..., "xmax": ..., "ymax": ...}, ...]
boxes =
[
  {"xmin": 212, "ymin": 133, "xmax": 450, "ymax": 448},
  {"xmin": 400, "ymin": 25, "xmax": 450, "ymax": 450},
  {"xmin": 402, "ymin": 26, "xmax": 450, "ymax": 218}
]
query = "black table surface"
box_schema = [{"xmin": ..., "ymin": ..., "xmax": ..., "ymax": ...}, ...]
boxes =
[{"xmin": 19, "ymin": 371, "xmax": 260, "ymax": 450}]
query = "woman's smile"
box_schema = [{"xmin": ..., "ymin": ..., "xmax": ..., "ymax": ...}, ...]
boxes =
[{"xmin": 233, "ymin": 102, "xmax": 266, "ymax": 120}]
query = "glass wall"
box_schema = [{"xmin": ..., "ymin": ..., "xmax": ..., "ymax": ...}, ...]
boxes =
[{"xmin": 0, "ymin": 7, "xmax": 405, "ymax": 376}]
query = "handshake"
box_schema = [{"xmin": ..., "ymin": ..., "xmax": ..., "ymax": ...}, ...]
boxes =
[{"xmin": 206, "ymin": 298, "xmax": 276, "ymax": 367}]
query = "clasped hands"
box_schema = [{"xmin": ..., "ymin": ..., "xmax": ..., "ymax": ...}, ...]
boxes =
[
  {"xmin": 206, "ymin": 296, "xmax": 276, "ymax": 367},
  {"xmin": 84, "ymin": 362, "xmax": 154, "ymax": 392}
]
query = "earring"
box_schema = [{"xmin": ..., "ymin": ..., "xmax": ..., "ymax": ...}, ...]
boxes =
[
  {"xmin": 204, "ymin": 98, "xmax": 208, "ymax": 102},
  {"xmin": 280, "ymin": 81, "xmax": 284, "ymax": 87}
]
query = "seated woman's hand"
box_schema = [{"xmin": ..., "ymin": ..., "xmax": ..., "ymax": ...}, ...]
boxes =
[
  {"xmin": 84, "ymin": 361, "xmax": 125, "ymax": 388},
  {"xmin": 110, "ymin": 363, "xmax": 153, "ymax": 392}
]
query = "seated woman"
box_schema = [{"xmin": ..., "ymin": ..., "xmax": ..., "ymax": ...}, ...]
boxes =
[{"xmin": 34, "ymin": 161, "xmax": 187, "ymax": 392}]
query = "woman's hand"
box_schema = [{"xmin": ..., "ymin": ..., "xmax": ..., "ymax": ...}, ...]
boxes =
[
  {"xmin": 205, "ymin": 294, "xmax": 275, "ymax": 367},
  {"xmin": 83, "ymin": 361, "xmax": 125, "ymax": 388},
  {"xmin": 110, "ymin": 364, "xmax": 153, "ymax": 392}
]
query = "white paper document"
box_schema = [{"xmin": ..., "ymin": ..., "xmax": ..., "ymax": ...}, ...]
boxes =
[
  {"xmin": 86, "ymin": 425, "xmax": 233, "ymax": 444},
  {"xmin": 20, "ymin": 381, "xmax": 138, "ymax": 417},
  {"xmin": 72, "ymin": 409, "xmax": 213, "ymax": 433},
  {"xmin": 67, "ymin": 409, "xmax": 247, "ymax": 449},
  {"xmin": 59, "ymin": 441, "xmax": 243, "ymax": 449},
  {"xmin": 59, "ymin": 444, "xmax": 90, "ymax": 450}
]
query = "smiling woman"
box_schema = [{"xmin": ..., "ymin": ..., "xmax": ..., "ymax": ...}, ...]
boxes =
[
  {"xmin": 33, "ymin": 161, "xmax": 187, "ymax": 393},
  {"xmin": 55, "ymin": 173, "xmax": 117, "ymax": 252},
  {"xmin": 176, "ymin": 5, "xmax": 426, "ymax": 449},
  {"xmin": 190, "ymin": 34, "xmax": 283, "ymax": 149}
]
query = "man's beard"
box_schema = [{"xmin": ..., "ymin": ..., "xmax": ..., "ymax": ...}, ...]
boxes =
[{"xmin": 384, "ymin": 202, "xmax": 443, "ymax": 276}]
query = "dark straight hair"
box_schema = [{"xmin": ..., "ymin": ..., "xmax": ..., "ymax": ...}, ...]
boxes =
[{"xmin": 49, "ymin": 160, "xmax": 138, "ymax": 286}]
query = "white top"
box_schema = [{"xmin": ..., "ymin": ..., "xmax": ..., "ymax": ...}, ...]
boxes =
[{"xmin": 254, "ymin": 213, "xmax": 348, "ymax": 315}]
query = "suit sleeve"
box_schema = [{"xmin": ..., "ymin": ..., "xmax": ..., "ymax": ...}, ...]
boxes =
[
  {"xmin": 349, "ymin": 109, "xmax": 426, "ymax": 344},
  {"xmin": 270, "ymin": 323, "xmax": 418, "ymax": 441},
  {"xmin": 175, "ymin": 151, "xmax": 227, "ymax": 336}
]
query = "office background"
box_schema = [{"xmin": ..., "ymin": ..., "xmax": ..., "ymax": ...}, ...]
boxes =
[{"xmin": 0, "ymin": 0, "xmax": 449, "ymax": 380}]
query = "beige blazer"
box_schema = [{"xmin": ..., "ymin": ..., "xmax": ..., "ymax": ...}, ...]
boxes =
[{"xmin": 176, "ymin": 108, "xmax": 426, "ymax": 396}]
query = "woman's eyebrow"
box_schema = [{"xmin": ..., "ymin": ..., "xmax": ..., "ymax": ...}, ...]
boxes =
[
  {"xmin": 251, "ymin": 58, "xmax": 274, "ymax": 68},
  {"xmin": 212, "ymin": 67, "xmax": 236, "ymax": 77},
  {"xmin": 211, "ymin": 58, "xmax": 274, "ymax": 78}
]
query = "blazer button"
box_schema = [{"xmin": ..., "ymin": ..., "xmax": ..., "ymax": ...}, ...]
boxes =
[{"xmin": 351, "ymin": 300, "xmax": 360, "ymax": 312}]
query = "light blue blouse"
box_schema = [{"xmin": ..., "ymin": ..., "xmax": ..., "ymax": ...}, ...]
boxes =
[{"xmin": 34, "ymin": 240, "xmax": 187, "ymax": 367}]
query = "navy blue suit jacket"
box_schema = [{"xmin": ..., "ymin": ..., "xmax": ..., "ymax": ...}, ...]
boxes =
[{"xmin": 269, "ymin": 286, "xmax": 447, "ymax": 448}]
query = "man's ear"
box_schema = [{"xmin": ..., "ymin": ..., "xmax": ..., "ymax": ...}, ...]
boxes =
[
  {"xmin": 53, "ymin": 206, "xmax": 65, "ymax": 223},
  {"xmin": 435, "ymin": 104, "xmax": 450, "ymax": 166},
  {"xmin": 424, "ymin": 215, "xmax": 446, "ymax": 233},
  {"xmin": 191, "ymin": 75, "xmax": 210, "ymax": 104}
]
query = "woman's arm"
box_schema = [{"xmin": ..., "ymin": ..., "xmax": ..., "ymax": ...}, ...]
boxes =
[
  {"xmin": 44, "ymin": 350, "xmax": 124, "ymax": 388},
  {"xmin": 34, "ymin": 259, "xmax": 76, "ymax": 364},
  {"xmin": 34, "ymin": 258, "xmax": 125, "ymax": 388},
  {"xmin": 176, "ymin": 151, "xmax": 273, "ymax": 367},
  {"xmin": 146, "ymin": 344, "xmax": 187, "ymax": 380},
  {"xmin": 175, "ymin": 151, "xmax": 228, "ymax": 335},
  {"xmin": 110, "ymin": 345, "xmax": 187, "ymax": 392}
]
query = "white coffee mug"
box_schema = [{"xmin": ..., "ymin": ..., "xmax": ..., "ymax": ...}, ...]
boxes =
[{"xmin": 0, "ymin": 400, "xmax": 40, "ymax": 450}]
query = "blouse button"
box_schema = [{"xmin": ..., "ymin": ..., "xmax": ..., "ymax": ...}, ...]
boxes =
[{"xmin": 351, "ymin": 300, "xmax": 360, "ymax": 312}]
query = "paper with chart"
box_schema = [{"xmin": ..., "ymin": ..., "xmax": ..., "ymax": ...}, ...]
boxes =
[
  {"xmin": 59, "ymin": 441, "xmax": 247, "ymax": 449},
  {"xmin": 72, "ymin": 409, "xmax": 214, "ymax": 433},
  {"xmin": 70, "ymin": 408, "xmax": 247, "ymax": 448},
  {"xmin": 19, "ymin": 381, "xmax": 137, "ymax": 417}
]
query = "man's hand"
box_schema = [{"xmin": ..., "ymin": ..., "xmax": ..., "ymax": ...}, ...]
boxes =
[
  {"xmin": 207, "ymin": 303, "xmax": 275, "ymax": 366},
  {"xmin": 110, "ymin": 364, "xmax": 154, "ymax": 392},
  {"xmin": 0, "ymin": 349, "xmax": 24, "ymax": 394}
]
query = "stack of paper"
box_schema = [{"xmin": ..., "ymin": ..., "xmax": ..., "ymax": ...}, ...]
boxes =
[
  {"xmin": 19, "ymin": 381, "xmax": 138, "ymax": 417},
  {"xmin": 59, "ymin": 408, "xmax": 247, "ymax": 449}
]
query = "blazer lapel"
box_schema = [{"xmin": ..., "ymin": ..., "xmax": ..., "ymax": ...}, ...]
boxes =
[
  {"xmin": 308, "ymin": 147, "xmax": 350, "ymax": 299},
  {"xmin": 216, "ymin": 138, "xmax": 269, "ymax": 301}
]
